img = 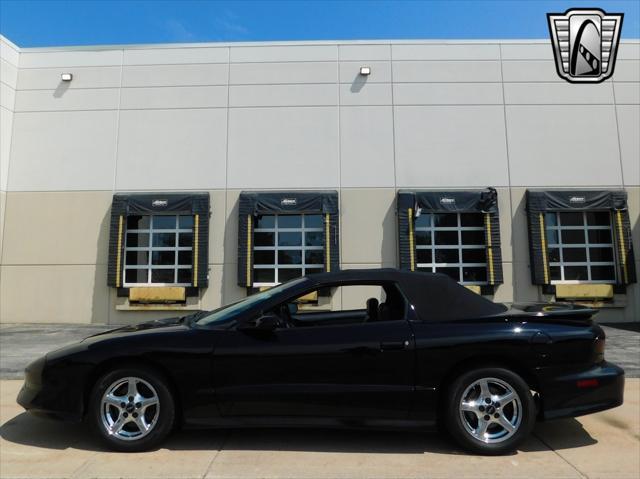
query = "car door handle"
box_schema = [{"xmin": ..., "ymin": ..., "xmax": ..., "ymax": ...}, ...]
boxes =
[{"xmin": 380, "ymin": 340, "xmax": 409, "ymax": 351}]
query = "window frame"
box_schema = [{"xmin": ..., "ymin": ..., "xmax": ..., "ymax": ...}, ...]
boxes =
[
  {"xmin": 414, "ymin": 212, "xmax": 488, "ymax": 286},
  {"xmin": 545, "ymin": 210, "xmax": 618, "ymax": 284},
  {"xmin": 123, "ymin": 213, "xmax": 194, "ymax": 287},
  {"xmin": 253, "ymin": 213, "xmax": 325, "ymax": 287}
]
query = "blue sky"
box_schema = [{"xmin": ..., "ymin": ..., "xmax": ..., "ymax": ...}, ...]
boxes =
[{"xmin": 1, "ymin": 0, "xmax": 638, "ymax": 47}]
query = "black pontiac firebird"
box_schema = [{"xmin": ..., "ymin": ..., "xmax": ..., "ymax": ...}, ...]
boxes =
[{"xmin": 19, "ymin": 269, "xmax": 624, "ymax": 454}]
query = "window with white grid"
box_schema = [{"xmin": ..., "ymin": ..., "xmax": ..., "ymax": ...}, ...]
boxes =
[
  {"xmin": 253, "ymin": 214, "xmax": 324, "ymax": 286},
  {"xmin": 415, "ymin": 212, "xmax": 488, "ymax": 285},
  {"xmin": 123, "ymin": 215, "xmax": 193, "ymax": 286},
  {"xmin": 545, "ymin": 211, "xmax": 616, "ymax": 283}
]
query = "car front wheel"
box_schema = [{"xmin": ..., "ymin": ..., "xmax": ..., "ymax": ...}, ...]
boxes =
[
  {"xmin": 445, "ymin": 367, "xmax": 535, "ymax": 455},
  {"xmin": 89, "ymin": 366, "xmax": 175, "ymax": 452}
]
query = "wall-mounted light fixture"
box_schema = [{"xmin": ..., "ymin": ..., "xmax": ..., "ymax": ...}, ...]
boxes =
[
  {"xmin": 359, "ymin": 66, "xmax": 371, "ymax": 76},
  {"xmin": 61, "ymin": 73, "xmax": 73, "ymax": 82}
]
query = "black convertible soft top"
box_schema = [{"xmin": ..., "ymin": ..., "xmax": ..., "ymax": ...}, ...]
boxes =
[{"xmin": 306, "ymin": 269, "xmax": 507, "ymax": 321}]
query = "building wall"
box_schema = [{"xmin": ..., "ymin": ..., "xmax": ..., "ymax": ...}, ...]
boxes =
[{"xmin": 0, "ymin": 37, "xmax": 638, "ymax": 324}]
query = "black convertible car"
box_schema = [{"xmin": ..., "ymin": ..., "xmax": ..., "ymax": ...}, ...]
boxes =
[{"xmin": 18, "ymin": 269, "xmax": 624, "ymax": 454}]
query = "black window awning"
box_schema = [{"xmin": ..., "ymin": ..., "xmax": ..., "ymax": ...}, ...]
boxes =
[
  {"xmin": 112, "ymin": 192, "xmax": 209, "ymax": 215},
  {"xmin": 237, "ymin": 190, "xmax": 339, "ymax": 287},
  {"xmin": 526, "ymin": 189, "xmax": 636, "ymax": 286},
  {"xmin": 397, "ymin": 188, "xmax": 499, "ymax": 213}
]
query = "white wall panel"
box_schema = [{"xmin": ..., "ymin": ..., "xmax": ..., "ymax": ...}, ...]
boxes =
[
  {"xmin": 339, "ymin": 61, "xmax": 391, "ymax": 83},
  {"xmin": 614, "ymin": 83, "xmax": 640, "ymax": 104},
  {"xmin": 500, "ymin": 43, "xmax": 552, "ymax": 60},
  {"xmin": 614, "ymin": 61, "xmax": 640, "ymax": 82},
  {"xmin": 230, "ymin": 62, "xmax": 336, "ymax": 84},
  {"xmin": 617, "ymin": 105, "xmax": 640, "ymax": 186},
  {"xmin": 122, "ymin": 63, "xmax": 228, "ymax": 87},
  {"xmin": 392, "ymin": 44, "xmax": 500, "ymax": 61},
  {"xmin": 392, "ymin": 61, "xmax": 501, "ymax": 82},
  {"xmin": 227, "ymin": 107, "xmax": 339, "ymax": 188},
  {"xmin": 19, "ymin": 50, "xmax": 122, "ymax": 68},
  {"xmin": 116, "ymin": 108, "xmax": 227, "ymax": 190},
  {"xmin": 1, "ymin": 59, "xmax": 18, "ymax": 88},
  {"xmin": 501, "ymin": 61, "xmax": 562, "ymax": 82},
  {"xmin": 0, "ymin": 107, "xmax": 12, "ymax": 190},
  {"xmin": 120, "ymin": 86, "xmax": 227, "ymax": 109},
  {"xmin": 506, "ymin": 105, "xmax": 622, "ymax": 186},
  {"xmin": 339, "ymin": 83, "xmax": 391, "ymax": 106},
  {"xmin": 18, "ymin": 66, "xmax": 121, "ymax": 90},
  {"xmin": 340, "ymin": 106, "xmax": 394, "ymax": 187},
  {"xmin": 504, "ymin": 82, "xmax": 614, "ymax": 104},
  {"xmin": 123, "ymin": 47, "xmax": 228, "ymax": 65},
  {"xmin": 14, "ymin": 88, "xmax": 119, "ymax": 111},
  {"xmin": 230, "ymin": 45, "xmax": 337, "ymax": 63},
  {"xmin": 339, "ymin": 44, "xmax": 390, "ymax": 61},
  {"xmin": 9, "ymin": 110, "xmax": 117, "ymax": 191},
  {"xmin": 393, "ymin": 83, "xmax": 502, "ymax": 105},
  {"xmin": 394, "ymin": 105, "xmax": 509, "ymax": 187},
  {"xmin": 229, "ymin": 84, "xmax": 336, "ymax": 107}
]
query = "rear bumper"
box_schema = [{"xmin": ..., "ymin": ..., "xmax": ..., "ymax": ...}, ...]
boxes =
[{"xmin": 540, "ymin": 361, "xmax": 624, "ymax": 420}]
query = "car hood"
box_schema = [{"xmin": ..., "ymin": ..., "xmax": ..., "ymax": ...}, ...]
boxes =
[{"xmin": 83, "ymin": 316, "xmax": 190, "ymax": 341}]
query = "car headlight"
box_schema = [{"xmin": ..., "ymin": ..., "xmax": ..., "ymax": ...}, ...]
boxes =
[{"xmin": 24, "ymin": 356, "xmax": 46, "ymax": 387}]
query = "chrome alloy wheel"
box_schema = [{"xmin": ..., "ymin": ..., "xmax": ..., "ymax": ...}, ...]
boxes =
[
  {"xmin": 100, "ymin": 377, "xmax": 160, "ymax": 441},
  {"xmin": 458, "ymin": 377, "xmax": 523, "ymax": 444}
]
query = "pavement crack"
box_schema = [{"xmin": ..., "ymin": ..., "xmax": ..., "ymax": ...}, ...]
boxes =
[
  {"xmin": 532, "ymin": 431, "xmax": 589, "ymax": 479},
  {"xmin": 202, "ymin": 429, "xmax": 232, "ymax": 479}
]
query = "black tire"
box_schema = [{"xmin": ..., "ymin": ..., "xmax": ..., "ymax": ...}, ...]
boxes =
[
  {"xmin": 88, "ymin": 366, "xmax": 175, "ymax": 452},
  {"xmin": 445, "ymin": 367, "xmax": 536, "ymax": 455}
]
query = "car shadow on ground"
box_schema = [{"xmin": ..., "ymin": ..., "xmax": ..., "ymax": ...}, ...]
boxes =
[{"xmin": 0, "ymin": 412, "xmax": 596, "ymax": 455}]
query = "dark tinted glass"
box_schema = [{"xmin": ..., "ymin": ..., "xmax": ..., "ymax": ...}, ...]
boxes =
[
  {"xmin": 591, "ymin": 265, "xmax": 615, "ymax": 281},
  {"xmin": 461, "ymin": 230, "xmax": 485, "ymax": 245},
  {"xmin": 434, "ymin": 249, "xmax": 459, "ymax": 263},
  {"xmin": 588, "ymin": 229, "xmax": 612, "ymax": 244},
  {"xmin": 546, "ymin": 229, "xmax": 559, "ymax": 244},
  {"xmin": 151, "ymin": 269, "xmax": 175, "ymax": 283},
  {"xmin": 178, "ymin": 232, "xmax": 193, "ymax": 247},
  {"xmin": 278, "ymin": 215, "xmax": 301, "ymax": 228},
  {"xmin": 126, "ymin": 233, "xmax": 149, "ymax": 247},
  {"xmin": 178, "ymin": 251, "xmax": 192, "ymax": 265},
  {"xmin": 152, "ymin": 251, "xmax": 175, "ymax": 266},
  {"xmin": 564, "ymin": 266, "xmax": 589, "ymax": 280},
  {"xmin": 545, "ymin": 213, "xmax": 558, "ymax": 227},
  {"xmin": 179, "ymin": 215, "xmax": 194, "ymax": 229},
  {"xmin": 255, "ymin": 215, "xmax": 275, "ymax": 229},
  {"xmin": 415, "ymin": 231, "xmax": 432, "ymax": 246},
  {"xmin": 460, "ymin": 213, "xmax": 483, "ymax": 227},
  {"xmin": 463, "ymin": 267, "xmax": 487, "ymax": 283},
  {"xmin": 254, "ymin": 232, "xmax": 274, "ymax": 246},
  {"xmin": 433, "ymin": 214, "xmax": 457, "ymax": 228},
  {"xmin": 126, "ymin": 251, "xmax": 148, "ymax": 266},
  {"xmin": 254, "ymin": 268, "xmax": 275, "ymax": 283},
  {"xmin": 586, "ymin": 211, "xmax": 610, "ymax": 226},
  {"xmin": 415, "ymin": 214, "xmax": 431, "ymax": 228},
  {"xmin": 548, "ymin": 248, "xmax": 560, "ymax": 262},
  {"xmin": 278, "ymin": 232, "xmax": 301, "ymax": 246},
  {"xmin": 561, "ymin": 230, "xmax": 585, "ymax": 244},
  {"xmin": 305, "ymin": 215, "xmax": 323, "ymax": 229},
  {"xmin": 550, "ymin": 266, "xmax": 561, "ymax": 280},
  {"xmin": 153, "ymin": 233, "xmax": 176, "ymax": 247},
  {"xmin": 279, "ymin": 268, "xmax": 302, "ymax": 282},
  {"xmin": 589, "ymin": 247, "xmax": 614, "ymax": 262},
  {"xmin": 153, "ymin": 216, "xmax": 176, "ymax": 229},
  {"xmin": 462, "ymin": 248, "xmax": 487, "ymax": 263},
  {"xmin": 435, "ymin": 231, "xmax": 458, "ymax": 245},
  {"xmin": 127, "ymin": 215, "xmax": 150, "ymax": 229},
  {"xmin": 305, "ymin": 231, "xmax": 323, "ymax": 247},
  {"xmin": 278, "ymin": 250, "xmax": 302, "ymax": 265},
  {"xmin": 416, "ymin": 248, "xmax": 432, "ymax": 264},
  {"xmin": 305, "ymin": 250, "xmax": 324, "ymax": 265},
  {"xmin": 562, "ymin": 248, "xmax": 587, "ymax": 262},
  {"xmin": 125, "ymin": 269, "xmax": 148, "ymax": 283},
  {"xmin": 559, "ymin": 212, "xmax": 584, "ymax": 226},
  {"xmin": 177, "ymin": 269, "xmax": 192, "ymax": 284},
  {"xmin": 436, "ymin": 267, "xmax": 460, "ymax": 281},
  {"xmin": 254, "ymin": 250, "xmax": 275, "ymax": 265}
]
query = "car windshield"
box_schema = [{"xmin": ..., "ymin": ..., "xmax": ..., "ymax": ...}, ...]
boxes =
[{"xmin": 194, "ymin": 277, "xmax": 307, "ymax": 326}]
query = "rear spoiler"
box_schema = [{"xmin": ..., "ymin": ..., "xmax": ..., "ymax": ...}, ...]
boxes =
[{"xmin": 502, "ymin": 302, "xmax": 598, "ymax": 321}]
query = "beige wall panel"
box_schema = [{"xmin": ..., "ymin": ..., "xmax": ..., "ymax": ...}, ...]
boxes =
[
  {"xmin": 392, "ymin": 44, "xmax": 500, "ymax": 61},
  {"xmin": 19, "ymin": 50, "xmax": 122, "ymax": 68},
  {"xmin": 229, "ymin": 84, "xmax": 337, "ymax": 107},
  {"xmin": 492, "ymin": 263, "xmax": 514, "ymax": 304},
  {"xmin": 339, "ymin": 44, "xmax": 390, "ymax": 61},
  {"xmin": 230, "ymin": 62, "xmax": 336, "ymax": 85},
  {"xmin": 392, "ymin": 61, "xmax": 501, "ymax": 83},
  {"xmin": 122, "ymin": 63, "xmax": 228, "ymax": 87},
  {"xmin": 627, "ymin": 187, "xmax": 640, "ymax": 261},
  {"xmin": 9, "ymin": 110, "xmax": 118, "ymax": 191},
  {"xmin": 227, "ymin": 107, "xmax": 339, "ymax": 189},
  {"xmin": 199, "ymin": 264, "xmax": 224, "ymax": 311},
  {"xmin": 1, "ymin": 59, "xmax": 18, "ymax": 89},
  {"xmin": 340, "ymin": 188, "xmax": 396, "ymax": 265},
  {"xmin": 339, "ymin": 83, "xmax": 391, "ymax": 106},
  {"xmin": 0, "ymin": 107, "xmax": 12, "ymax": 190},
  {"xmin": 613, "ymin": 83, "xmax": 640, "ymax": 104},
  {"xmin": 339, "ymin": 61, "xmax": 391, "ymax": 83},
  {"xmin": 504, "ymin": 82, "xmax": 614, "ymax": 104},
  {"xmin": 0, "ymin": 264, "xmax": 109, "ymax": 324},
  {"xmin": 340, "ymin": 106, "xmax": 395, "ymax": 187},
  {"xmin": 2, "ymin": 191, "xmax": 111, "ymax": 265},
  {"xmin": 495, "ymin": 187, "xmax": 512, "ymax": 263},
  {"xmin": 223, "ymin": 190, "xmax": 241, "ymax": 270},
  {"xmin": 115, "ymin": 108, "xmax": 227, "ymax": 190},
  {"xmin": 222, "ymin": 261, "xmax": 246, "ymax": 306},
  {"xmin": 617, "ymin": 106, "xmax": 640, "ymax": 187},
  {"xmin": 393, "ymin": 83, "xmax": 503, "ymax": 105},
  {"xmin": 123, "ymin": 47, "xmax": 228, "ymax": 66},
  {"xmin": 509, "ymin": 188, "xmax": 540, "ymax": 303},
  {"xmin": 14, "ymin": 88, "xmax": 119, "ymax": 112},
  {"xmin": 207, "ymin": 190, "xmax": 227, "ymax": 265},
  {"xmin": 18, "ymin": 66, "xmax": 121, "ymax": 90},
  {"xmin": 341, "ymin": 284, "xmax": 384, "ymax": 311},
  {"xmin": 120, "ymin": 85, "xmax": 227, "ymax": 109}
]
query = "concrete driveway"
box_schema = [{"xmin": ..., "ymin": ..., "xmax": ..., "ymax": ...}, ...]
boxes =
[{"xmin": 1, "ymin": 379, "xmax": 638, "ymax": 479}]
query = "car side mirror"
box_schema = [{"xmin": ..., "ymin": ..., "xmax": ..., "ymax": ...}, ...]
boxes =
[
  {"xmin": 238, "ymin": 313, "xmax": 280, "ymax": 334},
  {"xmin": 287, "ymin": 302, "xmax": 298, "ymax": 315}
]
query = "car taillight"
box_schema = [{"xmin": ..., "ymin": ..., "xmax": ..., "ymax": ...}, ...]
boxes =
[
  {"xmin": 577, "ymin": 378, "xmax": 599, "ymax": 388},
  {"xmin": 594, "ymin": 337, "xmax": 605, "ymax": 363}
]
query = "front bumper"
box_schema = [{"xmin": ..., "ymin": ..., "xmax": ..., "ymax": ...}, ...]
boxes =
[{"xmin": 540, "ymin": 361, "xmax": 625, "ymax": 420}]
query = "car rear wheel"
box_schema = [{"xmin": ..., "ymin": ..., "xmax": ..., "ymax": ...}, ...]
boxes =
[
  {"xmin": 445, "ymin": 367, "xmax": 535, "ymax": 455},
  {"xmin": 89, "ymin": 366, "xmax": 175, "ymax": 452}
]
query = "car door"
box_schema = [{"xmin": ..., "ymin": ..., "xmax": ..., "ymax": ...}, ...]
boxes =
[{"xmin": 211, "ymin": 287, "xmax": 415, "ymax": 420}]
